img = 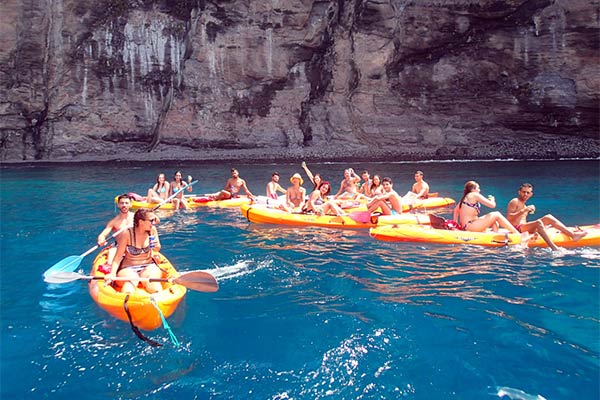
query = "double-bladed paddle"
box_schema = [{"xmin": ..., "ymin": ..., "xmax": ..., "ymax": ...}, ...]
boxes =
[
  {"xmin": 44, "ymin": 270, "xmax": 219, "ymax": 293},
  {"xmin": 42, "ymin": 180, "xmax": 198, "ymax": 278}
]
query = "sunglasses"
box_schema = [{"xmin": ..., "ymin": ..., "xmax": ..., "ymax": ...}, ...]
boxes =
[{"xmin": 146, "ymin": 217, "xmax": 157, "ymax": 223}]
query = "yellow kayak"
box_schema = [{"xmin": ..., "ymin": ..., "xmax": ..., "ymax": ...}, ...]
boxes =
[
  {"xmin": 116, "ymin": 195, "xmax": 251, "ymax": 210},
  {"xmin": 370, "ymin": 224, "xmax": 522, "ymax": 247},
  {"xmin": 370, "ymin": 223, "xmax": 600, "ymax": 248},
  {"xmin": 88, "ymin": 249, "xmax": 186, "ymax": 331},
  {"xmin": 241, "ymin": 204, "xmax": 432, "ymax": 229}
]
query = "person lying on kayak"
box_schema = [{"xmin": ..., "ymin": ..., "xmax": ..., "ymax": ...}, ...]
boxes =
[
  {"xmin": 303, "ymin": 181, "xmax": 346, "ymax": 216},
  {"xmin": 210, "ymin": 168, "xmax": 255, "ymax": 201},
  {"xmin": 506, "ymin": 182, "xmax": 587, "ymax": 251},
  {"xmin": 453, "ymin": 180, "xmax": 519, "ymax": 234},
  {"xmin": 97, "ymin": 193, "xmax": 134, "ymax": 265},
  {"xmin": 367, "ymin": 177, "xmax": 403, "ymax": 215},
  {"xmin": 106, "ymin": 208, "xmax": 163, "ymax": 294}
]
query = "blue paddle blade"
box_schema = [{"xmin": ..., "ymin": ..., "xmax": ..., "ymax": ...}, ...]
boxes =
[{"xmin": 43, "ymin": 255, "xmax": 83, "ymax": 278}]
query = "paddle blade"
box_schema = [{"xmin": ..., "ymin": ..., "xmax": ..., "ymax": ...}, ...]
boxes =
[
  {"xmin": 174, "ymin": 271, "xmax": 219, "ymax": 292},
  {"xmin": 43, "ymin": 255, "xmax": 83, "ymax": 278},
  {"xmin": 44, "ymin": 271, "xmax": 88, "ymax": 284}
]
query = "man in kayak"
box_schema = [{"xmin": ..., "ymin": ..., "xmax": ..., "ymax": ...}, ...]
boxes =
[
  {"xmin": 266, "ymin": 172, "xmax": 286, "ymax": 200},
  {"xmin": 97, "ymin": 194, "xmax": 135, "ymax": 266},
  {"xmin": 334, "ymin": 168, "xmax": 361, "ymax": 199},
  {"xmin": 367, "ymin": 177, "xmax": 403, "ymax": 215},
  {"xmin": 506, "ymin": 183, "xmax": 587, "ymax": 251},
  {"xmin": 210, "ymin": 168, "xmax": 255, "ymax": 201},
  {"xmin": 411, "ymin": 171, "xmax": 430, "ymax": 199},
  {"xmin": 107, "ymin": 208, "xmax": 163, "ymax": 293}
]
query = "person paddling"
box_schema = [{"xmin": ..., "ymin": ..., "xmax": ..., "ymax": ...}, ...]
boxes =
[
  {"xmin": 97, "ymin": 194, "xmax": 134, "ymax": 266},
  {"xmin": 106, "ymin": 208, "xmax": 163, "ymax": 294}
]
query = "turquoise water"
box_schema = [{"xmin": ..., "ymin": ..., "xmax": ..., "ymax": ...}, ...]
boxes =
[{"xmin": 1, "ymin": 160, "xmax": 599, "ymax": 399}]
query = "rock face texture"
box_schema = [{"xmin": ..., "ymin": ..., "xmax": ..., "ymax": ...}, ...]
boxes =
[{"xmin": 0, "ymin": 0, "xmax": 598, "ymax": 162}]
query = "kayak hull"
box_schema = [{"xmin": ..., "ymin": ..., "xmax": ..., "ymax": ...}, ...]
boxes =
[
  {"xmin": 370, "ymin": 224, "xmax": 522, "ymax": 247},
  {"xmin": 241, "ymin": 204, "xmax": 373, "ymax": 229},
  {"xmin": 88, "ymin": 249, "xmax": 186, "ymax": 331},
  {"xmin": 370, "ymin": 223, "xmax": 600, "ymax": 248},
  {"xmin": 116, "ymin": 195, "xmax": 251, "ymax": 210}
]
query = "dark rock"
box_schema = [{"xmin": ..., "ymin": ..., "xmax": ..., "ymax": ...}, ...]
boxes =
[{"xmin": 0, "ymin": 0, "xmax": 598, "ymax": 163}]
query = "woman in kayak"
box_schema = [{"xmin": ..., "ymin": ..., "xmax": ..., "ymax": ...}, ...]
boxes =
[
  {"xmin": 454, "ymin": 181, "xmax": 519, "ymax": 234},
  {"xmin": 107, "ymin": 208, "xmax": 163, "ymax": 294},
  {"xmin": 146, "ymin": 173, "xmax": 170, "ymax": 203}
]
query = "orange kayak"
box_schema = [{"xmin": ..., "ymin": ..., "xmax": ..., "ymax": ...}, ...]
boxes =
[{"xmin": 88, "ymin": 249, "xmax": 186, "ymax": 331}]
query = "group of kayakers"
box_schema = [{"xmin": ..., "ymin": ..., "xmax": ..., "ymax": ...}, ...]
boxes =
[{"xmin": 98, "ymin": 162, "xmax": 588, "ymax": 293}]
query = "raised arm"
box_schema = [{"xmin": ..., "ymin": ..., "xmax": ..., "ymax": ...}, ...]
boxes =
[{"xmin": 301, "ymin": 161, "xmax": 315, "ymax": 185}]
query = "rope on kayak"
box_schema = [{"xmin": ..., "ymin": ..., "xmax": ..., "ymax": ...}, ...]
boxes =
[
  {"xmin": 150, "ymin": 296, "xmax": 180, "ymax": 348},
  {"xmin": 123, "ymin": 294, "xmax": 163, "ymax": 347}
]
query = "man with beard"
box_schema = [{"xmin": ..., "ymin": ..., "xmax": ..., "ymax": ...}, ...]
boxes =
[{"xmin": 97, "ymin": 194, "xmax": 135, "ymax": 266}]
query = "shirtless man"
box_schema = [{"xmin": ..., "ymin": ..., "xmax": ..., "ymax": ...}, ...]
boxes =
[
  {"xmin": 506, "ymin": 183, "xmax": 587, "ymax": 251},
  {"xmin": 334, "ymin": 168, "xmax": 361, "ymax": 199},
  {"xmin": 411, "ymin": 171, "xmax": 430, "ymax": 199},
  {"xmin": 266, "ymin": 172, "xmax": 286, "ymax": 200},
  {"xmin": 357, "ymin": 170, "xmax": 372, "ymax": 198},
  {"xmin": 367, "ymin": 177, "xmax": 403, "ymax": 215},
  {"xmin": 97, "ymin": 194, "xmax": 134, "ymax": 265},
  {"xmin": 285, "ymin": 173, "xmax": 307, "ymax": 212},
  {"xmin": 211, "ymin": 168, "xmax": 255, "ymax": 201}
]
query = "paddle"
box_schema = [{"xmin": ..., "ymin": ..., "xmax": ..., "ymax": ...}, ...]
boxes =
[
  {"xmin": 44, "ymin": 270, "xmax": 219, "ymax": 293},
  {"xmin": 42, "ymin": 180, "xmax": 198, "ymax": 278}
]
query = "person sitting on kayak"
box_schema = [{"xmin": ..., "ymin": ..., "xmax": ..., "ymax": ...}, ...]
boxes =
[
  {"xmin": 334, "ymin": 168, "xmax": 361, "ymax": 200},
  {"xmin": 454, "ymin": 181, "xmax": 519, "ymax": 234},
  {"xmin": 301, "ymin": 161, "xmax": 324, "ymax": 192},
  {"xmin": 266, "ymin": 172, "xmax": 286, "ymax": 200},
  {"xmin": 367, "ymin": 177, "xmax": 403, "ymax": 215},
  {"xmin": 506, "ymin": 182, "xmax": 587, "ymax": 251},
  {"xmin": 304, "ymin": 181, "xmax": 346, "ymax": 216},
  {"xmin": 210, "ymin": 168, "xmax": 255, "ymax": 201},
  {"xmin": 411, "ymin": 171, "xmax": 430, "ymax": 199},
  {"xmin": 146, "ymin": 173, "xmax": 170, "ymax": 203},
  {"xmin": 284, "ymin": 173, "xmax": 307, "ymax": 213},
  {"xmin": 107, "ymin": 208, "xmax": 163, "ymax": 294},
  {"xmin": 97, "ymin": 194, "xmax": 134, "ymax": 266},
  {"xmin": 169, "ymin": 170, "xmax": 193, "ymax": 210}
]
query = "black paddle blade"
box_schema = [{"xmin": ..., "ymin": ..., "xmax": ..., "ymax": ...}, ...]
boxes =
[{"xmin": 175, "ymin": 271, "xmax": 219, "ymax": 292}]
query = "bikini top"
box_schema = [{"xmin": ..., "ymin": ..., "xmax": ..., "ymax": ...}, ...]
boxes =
[
  {"xmin": 126, "ymin": 229, "xmax": 152, "ymax": 256},
  {"xmin": 461, "ymin": 200, "xmax": 481, "ymax": 215}
]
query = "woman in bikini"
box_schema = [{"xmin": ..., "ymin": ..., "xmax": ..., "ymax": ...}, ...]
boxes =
[
  {"xmin": 304, "ymin": 181, "xmax": 346, "ymax": 216},
  {"xmin": 453, "ymin": 181, "xmax": 519, "ymax": 234},
  {"xmin": 285, "ymin": 173, "xmax": 307, "ymax": 212},
  {"xmin": 301, "ymin": 161, "xmax": 323, "ymax": 191},
  {"xmin": 107, "ymin": 208, "xmax": 163, "ymax": 294},
  {"xmin": 369, "ymin": 175, "xmax": 383, "ymax": 196},
  {"xmin": 170, "ymin": 170, "xmax": 192, "ymax": 210},
  {"xmin": 146, "ymin": 173, "xmax": 170, "ymax": 203}
]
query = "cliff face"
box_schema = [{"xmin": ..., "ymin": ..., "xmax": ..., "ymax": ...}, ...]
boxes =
[{"xmin": 1, "ymin": 0, "xmax": 598, "ymax": 162}]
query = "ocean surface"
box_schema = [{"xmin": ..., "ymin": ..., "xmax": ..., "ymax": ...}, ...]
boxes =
[{"xmin": 1, "ymin": 159, "xmax": 599, "ymax": 400}]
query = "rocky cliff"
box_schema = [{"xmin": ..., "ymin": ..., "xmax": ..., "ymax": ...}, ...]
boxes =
[{"xmin": 1, "ymin": 0, "xmax": 598, "ymax": 162}]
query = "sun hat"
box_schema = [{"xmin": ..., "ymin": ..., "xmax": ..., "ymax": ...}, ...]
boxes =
[{"xmin": 290, "ymin": 173, "xmax": 304, "ymax": 185}]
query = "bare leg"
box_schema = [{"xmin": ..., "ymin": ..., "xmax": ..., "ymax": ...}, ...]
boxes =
[
  {"xmin": 141, "ymin": 264, "xmax": 163, "ymax": 293},
  {"xmin": 541, "ymin": 214, "xmax": 587, "ymax": 241}
]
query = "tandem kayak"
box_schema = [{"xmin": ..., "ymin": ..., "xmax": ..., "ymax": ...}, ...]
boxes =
[
  {"xmin": 369, "ymin": 223, "xmax": 600, "ymax": 248},
  {"xmin": 241, "ymin": 204, "xmax": 433, "ymax": 229},
  {"xmin": 88, "ymin": 248, "xmax": 187, "ymax": 331},
  {"xmin": 116, "ymin": 194, "xmax": 252, "ymax": 210}
]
